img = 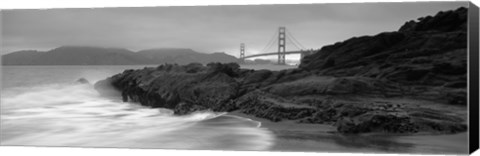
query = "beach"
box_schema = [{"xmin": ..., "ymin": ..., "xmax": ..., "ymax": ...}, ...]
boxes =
[{"xmin": 228, "ymin": 111, "xmax": 468, "ymax": 154}]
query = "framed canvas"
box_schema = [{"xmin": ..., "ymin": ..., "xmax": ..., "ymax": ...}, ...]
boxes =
[{"xmin": 1, "ymin": 1, "xmax": 479, "ymax": 155}]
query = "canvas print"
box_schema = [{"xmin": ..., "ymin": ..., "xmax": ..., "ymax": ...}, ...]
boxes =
[{"xmin": 1, "ymin": 1, "xmax": 478, "ymax": 155}]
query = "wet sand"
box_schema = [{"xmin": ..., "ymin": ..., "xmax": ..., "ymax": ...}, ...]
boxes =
[{"xmin": 227, "ymin": 111, "xmax": 469, "ymax": 154}]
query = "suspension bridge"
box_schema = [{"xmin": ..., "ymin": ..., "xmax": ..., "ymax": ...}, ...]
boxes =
[{"xmin": 239, "ymin": 26, "xmax": 315, "ymax": 65}]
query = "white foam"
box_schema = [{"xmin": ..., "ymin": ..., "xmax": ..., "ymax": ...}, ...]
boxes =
[{"xmin": 0, "ymin": 83, "xmax": 274, "ymax": 150}]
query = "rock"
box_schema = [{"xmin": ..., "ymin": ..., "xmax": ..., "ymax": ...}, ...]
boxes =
[
  {"xmin": 398, "ymin": 7, "xmax": 467, "ymax": 33},
  {"xmin": 98, "ymin": 63, "xmax": 244, "ymax": 114},
  {"xmin": 235, "ymin": 92, "xmax": 316, "ymax": 122},
  {"xmin": 95, "ymin": 60, "xmax": 468, "ymax": 134},
  {"xmin": 76, "ymin": 78, "xmax": 90, "ymax": 84},
  {"xmin": 174, "ymin": 102, "xmax": 209, "ymax": 115},
  {"xmin": 265, "ymin": 76, "xmax": 403, "ymax": 97},
  {"xmin": 336, "ymin": 112, "xmax": 419, "ymax": 134},
  {"xmin": 184, "ymin": 62, "xmax": 207, "ymax": 73},
  {"xmin": 443, "ymin": 90, "xmax": 467, "ymax": 105},
  {"xmin": 443, "ymin": 81, "xmax": 467, "ymax": 88},
  {"xmin": 243, "ymin": 70, "xmax": 273, "ymax": 84},
  {"xmin": 299, "ymin": 7, "xmax": 467, "ymax": 89},
  {"xmin": 297, "ymin": 7, "xmax": 467, "ymax": 105}
]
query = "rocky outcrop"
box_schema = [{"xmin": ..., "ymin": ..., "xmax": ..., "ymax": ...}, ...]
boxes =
[
  {"xmin": 305, "ymin": 101, "xmax": 466, "ymax": 134},
  {"xmin": 95, "ymin": 63, "xmax": 467, "ymax": 135},
  {"xmin": 299, "ymin": 7, "xmax": 468, "ymax": 105},
  {"xmin": 95, "ymin": 63, "xmax": 241, "ymax": 114},
  {"xmin": 95, "ymin": 7, "xmax": 468, "ymax": 135}
]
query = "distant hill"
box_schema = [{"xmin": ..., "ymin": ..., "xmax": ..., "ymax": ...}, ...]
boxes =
[
  {"xmin": 1, "ymin": 46, "xmax": 239, "ymax": 65},
  {"xmin": 137, "ymin": 48, "xmax": 239, "ymax": 65}
]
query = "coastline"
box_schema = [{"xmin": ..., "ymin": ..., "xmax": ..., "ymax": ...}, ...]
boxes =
[{"xmin": 226, "ymin": 111, "xmax": 468, "ymax": 154}]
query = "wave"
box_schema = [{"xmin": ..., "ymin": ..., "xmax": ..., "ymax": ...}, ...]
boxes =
[{"xmin": 0, "ymin": 83, "xmax": 275, "ymax": 150}]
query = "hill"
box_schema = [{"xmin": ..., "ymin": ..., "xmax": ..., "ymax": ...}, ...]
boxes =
[
  {"xmin": 138, "ymin": 48, "xmax": 239, "ymax": 64},
  {"xmin": 2, "ymin": 46, "xmax": 239, "ymax": 65},
  {"xmin": 300, "ymin": 7, "xmax": 467, "ymax": 89}
]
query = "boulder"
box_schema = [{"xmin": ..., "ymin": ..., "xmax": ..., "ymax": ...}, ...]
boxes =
[{"xmin": 75, "ymin": 78, "xmax": 90, "ymax": 84}]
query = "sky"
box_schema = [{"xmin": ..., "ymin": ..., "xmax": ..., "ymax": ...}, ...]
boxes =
[{"xmin": 1, "ymin": 1, "xmax": 468, "ymax": 61}]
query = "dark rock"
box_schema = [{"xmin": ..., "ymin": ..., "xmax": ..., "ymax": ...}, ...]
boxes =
[
  {"xmin": 265, "ymin": 76, "xmax": 403, "ymax": 97},
  {"xmin": 99, "ymin": 63, "xmax": 244, "ymax": 114},
  {"xmin": 298, "ymin": 7, "xmax": 467, "ymax": 105},
  {"xmin": 299, "ymin": 7, "xmax": 467, "ymax": 90},
  {"xmin": 76, "ymin": 78, "xmax": 90, "ymax": 84},
  {"xmin": 235, "ymin": 92, "xmax": 316, "ymax": 122},
  {"xmin": 398, "ymin": 7, "xmax": 467, "ymax": 33},
  {"xmin": 443, "ymin": 90, "xmax": 467, "ymax": 105},
  {"xmin": 174, "ymin": 103, "xmax": 209, "ymax": 115},
  {"xmin": 184, "ymin": 62, "xmax": 207, "ymax": 73},
  {"xmin": 443, "ymin": 81, "xmax": 467, "ymax": 88},
  {"xmin": 336, "ymin": 112, "xmax": 419, "ymax": 134}
]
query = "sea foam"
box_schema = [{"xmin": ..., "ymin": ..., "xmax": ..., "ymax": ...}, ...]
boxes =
[{"xmin": 0, "ymin": 83, "xmax": 274, "ymax": 150}]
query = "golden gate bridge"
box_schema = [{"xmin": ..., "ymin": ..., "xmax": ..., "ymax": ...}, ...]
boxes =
[{"xmin": 239, "ymin": 27, "xmax": 315, "ymax": 65}]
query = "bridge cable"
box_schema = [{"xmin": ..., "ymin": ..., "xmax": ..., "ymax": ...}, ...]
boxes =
[
  {"xmin": 262, "ymin": 38, "xmax": 276, "ymax": 53},
  {"xmin": 286, "ymin": 29, "xmax": 306, "ymax": 49},
  {"xmin": 284, "ymin": 31, "xmax": 302, "ymax": 51},
  {"xmin": 286, "ymin": 29, "xmax": 306, "ymax": 50},
  {"xmin": 287, "ymin": 33, "xmax": 306, "ymax": 50},
  {"xmin": 286, "ymin": 36, "xmax": 303, "ymax": 51},
  {"xmin": 260, "ymin": 30, "xmax": 278, "ymax": 53}
]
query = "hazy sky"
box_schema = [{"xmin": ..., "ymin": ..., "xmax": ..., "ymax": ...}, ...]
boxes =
[{"xmin": 1, "ymin": 2, "xmax": 468, "ymax": 60}]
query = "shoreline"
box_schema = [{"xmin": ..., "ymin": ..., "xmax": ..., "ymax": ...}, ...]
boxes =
[
  {"xmin": 225, "ymin": 111, "xmax": 468, "ymax": 154},
  {"xmin": 227, "ymin": 111, "xmax": 336, "ymax": 133}
]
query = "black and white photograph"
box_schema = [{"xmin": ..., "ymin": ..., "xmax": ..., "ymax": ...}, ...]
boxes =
[{"xmin": 1, "ymin": 1, "xmax": 478, "ymax": 155}]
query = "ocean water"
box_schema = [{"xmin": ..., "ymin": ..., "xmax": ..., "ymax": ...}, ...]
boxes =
[{"xmin": 0, "ymin": 65, "xmax": 286, "ymax": 150}]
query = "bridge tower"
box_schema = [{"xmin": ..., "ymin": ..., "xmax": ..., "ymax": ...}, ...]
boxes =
[
  {"xmin": 278, "ymin": 27, "xmax": 286, "ymax": 65},
  {"xmin": 240, "ymin": 43, "xmax": 245, "ymax": 63}
]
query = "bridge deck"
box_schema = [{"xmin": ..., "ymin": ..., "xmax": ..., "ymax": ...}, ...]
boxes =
[{"xmin": 243, "ymin": 51, "xmax": 308, "ymax": 59}]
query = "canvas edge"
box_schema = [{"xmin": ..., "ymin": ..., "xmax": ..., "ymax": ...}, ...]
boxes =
[{"xmin": 469, "ymin": 1, "xmax": 480, "ymax": 154}]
